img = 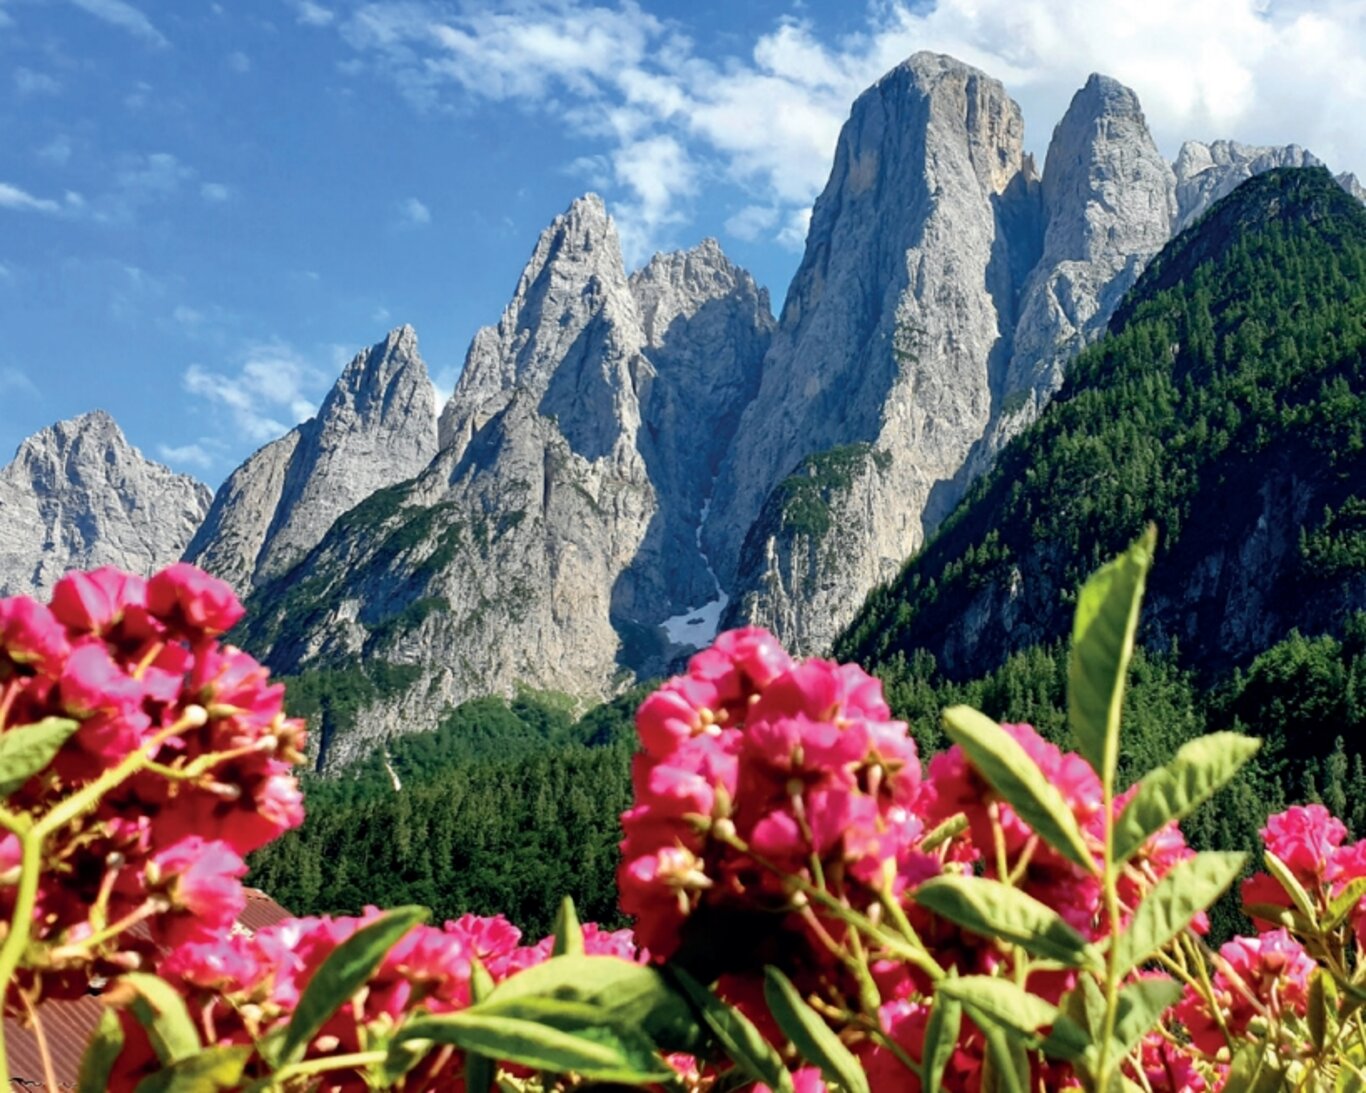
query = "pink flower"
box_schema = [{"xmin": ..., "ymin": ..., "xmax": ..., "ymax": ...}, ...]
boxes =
[
  {"xmin": 146, "ymin": 563, "xmax": 244, "ymax": 637},
  {"xmin": 50, "ymin": 568, "xmax": 147, "ymax": 636},
  {"xmin": 0, "ymin": 596, "xmax": 70, "ymax": 677},
  {"xmin": 1262, "ymin": 805, "xmax": 1346, "ymax": 887},
  {"xmin": 148, "ymin": 837, "xmax": 247, "ymax": 947},
  {"xmin": 59, "ymin": 643, "xmax": 144, "ymax": 717}
]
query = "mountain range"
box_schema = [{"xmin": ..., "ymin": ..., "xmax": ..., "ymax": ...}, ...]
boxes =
[{"xmin": 2, "ymin": 52, "xmax": 1363, "ymax": 769}]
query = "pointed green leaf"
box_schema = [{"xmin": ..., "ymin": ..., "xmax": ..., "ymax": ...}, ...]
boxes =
[
  {"xmin": 279, "ymin": 905, "xmax": 427, "ymax": 1065},
  {"xmin": 1244, "ymin": 903, "xmax": 1314, "ymax": 934},
  {"xmin": 398, "ymin": 999, "xmax": 671, "ymax": 1084},
  {"xmin": 941, "ymin": 706, "xmax": 1097, "ymax": 874},
  {"xmin": 1310, "ymin": 969, "xmax": 1339, "ymax": 1053},
  {"xmin": 488, "ymin": 954, "xmax": 703, "ymax": 1054},
  {"xmin": 0, "ymin": 717, "xmax": 80, "ymax": 795},
  {"xmin": 1041, "ymin": 977, "xmax": 1104, "ymax": 1066},
  {"xmin": 1325, "ymin": 878, "xmax": 1366, "ymax": 931},
  {"xmin": 78, "ymin": 1007, "xmax": 125, "ymax": 1093},
  {"xmin": 1112, "ymin": 733, "xmax": 1261, "ymax": 863},
  {"xmin": 1068, "ymin": 527, "xmax": 1156, "ymax": 781},
  {"xmin": 921, "ymin": 985, "xmax": 962, "ymax": 1093},
  {"xmin": 1113, "ymin": 852, "xmax": 1245, "ymax": 977},
  {"xmin": 1108, "ymin": 978, "xmax": 1181, "ymax": 1061},
  {"xmin": 763, "ymin": 966, "xmax": 869, "ymax": 1093},
  {"xmin": 936, "ymin": 976, "xmax": 1058, "ymax": 1039},
  {"xmin": 132, "ymin": 1046, "xmax": 251, "ymax": 1093},
  {"xmin": 1264, "ymin": 851, "xmax": 1319, "ymax": 926},
  {"xmin": 552, "ymin": 896, "xmax": 584, "ymax": 957},
  {"xmin": 114, "ymin": 973, "xmax": 200, "ymax": 1065},
  {"xmin": 470, "ymin": 956, "xmax": 496, "ymax": 1004},
  {"xmin": 914, "ymin": 875, "xmax": 1102, "ymax": 970},
  {"xmin": 670, "ymin": 967, "xmax": 793, "ymax": 1093},
  {"xmin": 980, "ymin": 1020, "xmax": 1029, "ymax": 1093},
  {"xmin": 1226, "ymin": 1042, "xmax": 1288, "ymax": 1093}
]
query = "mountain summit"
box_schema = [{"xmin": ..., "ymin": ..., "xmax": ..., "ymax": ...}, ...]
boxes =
[{"xmin": 0, "ymin": 411, "xmax": 210, "ymax": 597}]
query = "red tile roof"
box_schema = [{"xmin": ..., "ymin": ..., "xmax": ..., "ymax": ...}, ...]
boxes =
[{"xmin": 5, "ymin": 889, "xmax": 292, "ymax": 1089}]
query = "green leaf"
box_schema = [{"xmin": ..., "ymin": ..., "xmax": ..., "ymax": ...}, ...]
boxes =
[
  {"xmin": 1108, "ymin": 978, "xmax": 1181, "ymax": 1061},
  {"xmin": 1040, "ymin": 977, "xmax": 1103, "ymax": 1065},
  {"xmin": 278, "ymin": 905, "xmax": 427, "ymax": 1065},
  {"xmin": 1325, "ymin": 877, "xmax": 1366, "ymax": 931},
  {"xmin": 941, "ymin": 706, "xmax": 1097, "ymax": 875},
  {"xmin": 669, "ymin": 967, "xmax": 792, "ymax": 1093},
  {"xmin": 1310, "ymin": 968, "xmax": 1339, "ymax": 1053},
  {"xmin": 132, "ymin": 1046, "xmax": 251, "ymax": 1093},
  {"xmin": 914, "ymin": 875, "xmax": 1102, "ymax": 970},
  {"xmin": 470, "ymin": 956, "xmax": 496, "ymax": 1004},
  {"xmin": 1226, "ymin": 1042, "xmax": 1289, "ymax": 1093},
  {"xmin": 979, "ymin": 1022, "xmax": 1029, "ymax": 1093},
  {"xmin": 1068, "ymin": 526, "xmax": 1155, "ymax": 782},
  {"xmin": 1264, "ymin": 851, "xmax": 1319, "ymax": 926},
  {"xmin": 77, "ymin": 1007, "xmax": 125, "ymax": 1093},
  {"xmin": 763, "ymin": 966, "xmax": 869, "ymax": 1093},
  {"xmin": 488, "ymin": 954, "xmax": 703, "ymax": 1054},
  {"xmin": 1111, "ymin": 733, "xmax": 1261, "ymax": 863},
  {"xmin": 937, "ymin": 976, "xmax": 1058, "ymax": 1039},
  {"xmin": 113, "ymin": 973, "xmax": 200, "ymax": 1065},
  {"xmin": 921, "ymin": 984, "xmax": 962, "ymax": 1093},
  {"xmin": 0, "ymin": 716, "xmax": 79, "ymax": 795},
  {"xmin": 1244, "ymin": 903, "xmax": 1314, "ymax": 933},
  {"xmin": 1112, "ymin": 852, "xmax": 1245, "ymax": 977},
  {"xmin": 464, "ymin": 1051, "xmax": 497, "ymax": 1093},
  {"xmin": 397, "ymin": 999, "xmax": 671, "ymax": 1085},
  {"xmin": 552, "ymin": 896, "xmax": 584, "ymax": 957}
]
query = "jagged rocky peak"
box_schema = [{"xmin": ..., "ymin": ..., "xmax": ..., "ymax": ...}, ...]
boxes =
[
  {"xmin": 1172, "ymin": 140, "xmax": 1352, "ymax": 230},
  {"xmin": 184, "ymin": 326, "xmax": 438, "ymax": 594},
  {"xmin": 0, "ymin": 410, "xmax": 211, "ymax": 597},
  {"xmin": 1000, "ymin": 72, "xmax": 1175, "ymax": 405},
  {"xmin": 439, "ymin": 192, "xmax": 647, "ymax": 464}
]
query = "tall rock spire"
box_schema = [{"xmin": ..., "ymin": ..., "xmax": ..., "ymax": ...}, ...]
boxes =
[{"xmin": 708, "ymin": 52, "xmax": 1042, "ymax": 655}]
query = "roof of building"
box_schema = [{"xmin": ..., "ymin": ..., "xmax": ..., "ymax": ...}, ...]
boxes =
[{"xmin": 6, "ymin": 888, "xmax": 292, "ymax": 1089}]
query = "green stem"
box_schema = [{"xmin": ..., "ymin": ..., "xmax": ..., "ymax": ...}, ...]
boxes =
[
  {"xmin": 1094, "ymin": 762, "xmax": 1122, "ymax": 1088},
  {"xmin": 246, "ymin": 1049, "xmax": 388, "ymax": 1091},
  {"xmin": 0, "ymin": 814, "xmax": 39, "ymax": 1091}
]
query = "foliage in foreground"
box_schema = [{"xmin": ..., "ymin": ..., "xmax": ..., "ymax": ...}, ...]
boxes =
[{"xmin": 2, "ymin": 544, "xmax": 1366, "ymax": 1090}]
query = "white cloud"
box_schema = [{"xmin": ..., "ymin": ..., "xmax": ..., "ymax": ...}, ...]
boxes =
[
  {"xmin": 182, "ymin": 343, "xmax": 327, "ymax": 444},
  {"xmin": 724, "ymin": 204, "xmax": 779, "ymax": 242},
  {"xmin": 66, "ymin": 0, "xmax": 167, "ymax": 47},
  {"xmin": 0, "ymin": 367, "xmax": 39, "ymax": 398},
  {"xmin": 0, "ymin": 183, "xmax": 60, "ymax": 214},
  {"xmin": 398, "ymin": 196, "xmax": 431, "ymax": 226},
  {"xmin": 38, "ymin": 135, "xmax": 73, "ymax": 165},
  {"xmin": 335, "ymin": 0, "xmax": 1366, "ymax": 260},
  {"xmin": 200, "ymin": 182, "xmax": 232, "ymax": 202},
  {"xmin": 227, "ymin": 51, "xmax": 252, "ymax": 74},
  {"xmin": 157, "ymin": 442, "xmax": 215, "ymax": 470},
  {"xmin": 14, "ymin": 68, "xmax": 61, "ymax": 95},
  {"xmin": 296, "ymin": 1, "xmax": 335, "ymax": 27}
]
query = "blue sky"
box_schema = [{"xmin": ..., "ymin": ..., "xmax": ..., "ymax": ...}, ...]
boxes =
[{"xmin": 2, "ymin": 0, "xmax": 1363, "ymax": 485}]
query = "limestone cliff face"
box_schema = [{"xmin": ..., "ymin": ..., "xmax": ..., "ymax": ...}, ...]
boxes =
[
  {"xmin": 0, "ymin": 411, "xmax": 210, "ymax": 597},
  {"xmin": 708, "ymin": 53, "xmax": 1041, "ymax": 656},
  {"xmin": 241, "ymin": 197, "xmax": 772, "ymax": 766},
  {"xmin": 185, "ymin": 326, "xmax": 439, "ymax": 594}
]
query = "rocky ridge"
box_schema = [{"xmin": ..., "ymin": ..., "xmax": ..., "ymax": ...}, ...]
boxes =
[
  {"xmin": 0, "ymin": 411, "xmax": 210, "ymax": 597},
  {"xmin": 184, "ymin": 326, "xmax": 439, "ymax": 594}
]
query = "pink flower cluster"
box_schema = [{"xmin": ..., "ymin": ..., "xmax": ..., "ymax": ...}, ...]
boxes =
[
  {"xmin": 112, "ymin": 911, "xmax": 639, "ymax": 1091},
  {"xmin": 0, "ymin": 564, "xmax": 305, "ymax": 999},
  {"xmin": 620, "ymin": 629, "xmax": 1217, "ymax": 1092}
]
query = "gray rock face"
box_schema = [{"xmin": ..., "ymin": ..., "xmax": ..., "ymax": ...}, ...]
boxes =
[
  {"xmin": 244, "ymin": 197, "xmax": 773, "ymax": 767},
  {"xmin": 185, "ymin": 326, "xmax": 439, "ymax": 595},
  {"xmin": 0, "ymin": 411, "xmax": 210, "ymax": 597},
  {"xmin": 710, "ymin": 53, "xmax": 1042, "ymax": 655},
  {"xmin": 1003, "ymin": 74, "xmax": 1175, "ymax": 406},
  {"xmin": 1173, "ymin": 141, "xmax": 1364, "ymax": 230}
]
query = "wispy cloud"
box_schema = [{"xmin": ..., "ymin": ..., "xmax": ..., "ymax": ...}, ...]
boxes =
[
  {"xmin": 200, "ymin": 182, "xmax": 232, "ymax": 203},
  {"xmin": 182, "ymin": 343, "xmax": 327, "ymax": 444},
  {"xmin": 227, "ymin": 51, "xmax": 251, "ymax": 74},
  {"xmin": 398, "ymin": 196, "xmax": 431, "ymax": 226},
  {"xmin": 37, "ymin": 135, "xmax": 73, "ymax": 165},
  {"xmin": 157, "ymin": 441, "xmax": 216, "ymax": 471},
  {"xmin": 295, "ymin": 1, "xmax": 335, "ymax": 27},
  {"xmin": 14, "ymin": 68, "xmax": 61, "ymax": 96},
  {"xmin": 66, "ymin": 0, "xmax": 168, "ymax": 47},
  {"xmin": 0, "ymin": 367, "xmax": 39, "ymax": 399},
  {"xmin": 334, "ymin": 0, "xmax": 1366, "ymax": 261},
  {"xmin": 0, "ymin": 183, "xmax": 60, "ymax": 214}
]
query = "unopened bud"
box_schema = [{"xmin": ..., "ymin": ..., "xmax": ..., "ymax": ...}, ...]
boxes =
[
  {"xmin": 181, "ymin": 704, "xmax": 208, "ymax": 728},
  {"xmin": 314, "ymin": 1035, "xmax": 341, "ymax": 1053},
  {"xmin": 712, "ymin": 818, "xmax": 737, "ymax": 843}
]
